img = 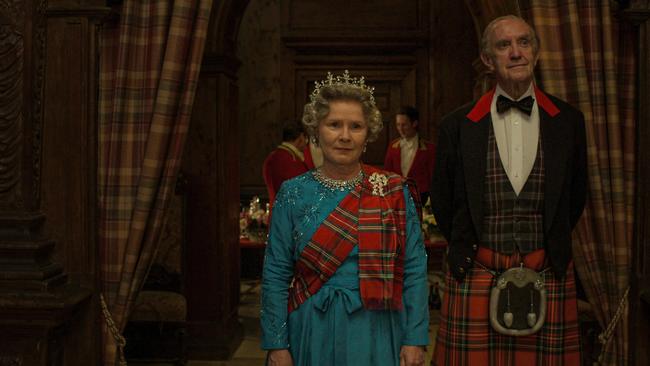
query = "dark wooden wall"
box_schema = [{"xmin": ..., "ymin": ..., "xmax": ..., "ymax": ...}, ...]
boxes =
[
  {"xmin": 40, "ymin": 4, "xmax": 107, "ymax": 364},
  {"xmin": 181, "ymin": 0, "xmax": 250, "ymax": 360},
  {"xmin": 627, "ymin": 2, "xmax": 650, "ymax": 365},
  {"xmin": 0, "ymin": 0, "xmax": 107, "ymax": 365}
]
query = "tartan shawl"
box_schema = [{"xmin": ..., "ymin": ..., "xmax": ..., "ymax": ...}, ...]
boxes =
[{"xmin": 287, "ymin": 165, "xmax": 418, "ymax": 313}]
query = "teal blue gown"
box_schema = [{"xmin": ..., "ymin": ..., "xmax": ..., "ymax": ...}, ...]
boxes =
[{"xmin": 261, "ymin": 171, "xmax": 429, "ymax": 366}]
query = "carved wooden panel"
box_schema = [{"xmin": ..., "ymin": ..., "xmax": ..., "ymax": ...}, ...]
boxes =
[
  {"xmin": 630, "ymin": 8, "xmax": 650, "ymax": 280},
  {"xmin": 184, "ymin": 70, "xmax": 243, "ymax": 359},
  {"xmin": 41, "ymin": 16, "xmax": 98, "ymax": 282},
  {"xmin": 628, "ymin": 6, "xmax": 650, "ymax": 365},
  {"xmin": 429, "ymin": 1, "xmax": 477, "ymax": 128},
  {"xmin": 0, "ymin": 2, "xmax": 106, "ymax": 366},
  {"xmin": 285, "ymin": 0, "xmax": 424, "ymax": 32},
  {"xmin": 38, "ymin": 4, "xmax": 108, "ymax": 366},
  {"xmin": 237, "ymin": 0, "xmax": 283, "ymax": 199},
  {"xmin": 0, "ymin": 0, "xmax": 24, "ymax": 209},
  {"xmin": 31, "ymin": 0, "xmax": 47, "ymax": 207}
]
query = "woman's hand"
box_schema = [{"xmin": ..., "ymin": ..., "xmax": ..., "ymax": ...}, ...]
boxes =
[
  {"xmin": 267, "ymin": 349, "xmax": 293, "ymax": 366},
  {"xmin": 400, "ymin": 345, "xmax": 426, "ymax": 366}
]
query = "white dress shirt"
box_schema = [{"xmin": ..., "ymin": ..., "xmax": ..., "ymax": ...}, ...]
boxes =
[
  {"xmin": 490, "ymin": 83, "xmax": 540, "ymax": 195},
  {"xmin": 400, "ymin": 134, "xmax": 418, "ymax": 176}
]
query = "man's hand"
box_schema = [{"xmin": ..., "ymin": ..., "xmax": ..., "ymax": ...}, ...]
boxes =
[
  {"xmin": 267, "ymin": 349, "xmax": 293, "ymax": 366},
  {"xmin": 400, "ymin": 345, "xmax": 426, "ymax": 366}
]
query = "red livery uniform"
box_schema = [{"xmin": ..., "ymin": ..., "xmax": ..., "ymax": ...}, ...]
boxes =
[
  {"xmin": 263, "ymin": 142, "xmax": 309, "ymax": 204},
  {"xmin": 383, "ymin": 137, "xmax": 436, "ymax": 200}
]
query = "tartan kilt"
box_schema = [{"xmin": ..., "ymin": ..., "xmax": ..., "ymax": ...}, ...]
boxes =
[{"xmin": 432, "ymin": 248, "xmax": 581, "ymax": 366}]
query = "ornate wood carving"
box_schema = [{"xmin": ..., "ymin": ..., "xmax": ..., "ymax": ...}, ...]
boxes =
[
  {"xmin": 0, "ymin": 0, "xmax": 24, "ymax": 209},
  {"xmin": 0, "ymin": 2, "xmax": 103, "ymax": 364},
  {"xmin": 31, "ymin": 0, "xmax": 47, "ymax": 204},
  {"xmin": 0, "ymin": 0, "xmax": 47, "ymax": 210},
  {"xmin": 0, "ymin": 213, "xmax": 66, "ymax": 291}
]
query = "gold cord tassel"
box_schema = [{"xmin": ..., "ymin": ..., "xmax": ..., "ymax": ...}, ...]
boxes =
[{"xmin": 100, "ymin": 293, "xmax": 128, "ymax": 366}]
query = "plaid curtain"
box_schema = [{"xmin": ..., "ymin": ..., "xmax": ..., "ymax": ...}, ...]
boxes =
[
  {"xmin": 98, "ymin": 0, "xmax": 212, "ymax": 364},
  {"xmin": 523, "ymin": 1, "xmax": 636, "ymax": 364}
]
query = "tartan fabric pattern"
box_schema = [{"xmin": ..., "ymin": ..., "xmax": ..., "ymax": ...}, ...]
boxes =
[
  {"xmin": 358, "ymin": 167, "xmax": 409, "ymax": 309},
  {"xmin": 97, "ymin": 1, "xmax": 212, "ymax": 364},
  {"xmin": 288, "ymin": 165, "xmax": 409, "ymax": 312},
  {"xmin": 481, "ymin": 124, "xmax": 544, "ymax": 254},
  {"xmin": 521, "ymin": 1, "xmax": 637, "ymax": 364},
  {"xmin": 433, "ymin": 247, "xmax": 580, "ymax": 366}
]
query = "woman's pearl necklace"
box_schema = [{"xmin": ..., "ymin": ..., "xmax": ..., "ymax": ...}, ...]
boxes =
[{"xmin": 313, "ymin": 168, "xmax": 364, "ymax": 191}]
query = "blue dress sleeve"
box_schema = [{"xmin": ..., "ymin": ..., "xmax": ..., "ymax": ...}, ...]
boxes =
[
  {"xmin": 401, "ymin": 186, "xmax": 430, "ymax": 346},
  {"xmin": 260, "ymin": 184, "xmax": 297, "ymax": 349}
]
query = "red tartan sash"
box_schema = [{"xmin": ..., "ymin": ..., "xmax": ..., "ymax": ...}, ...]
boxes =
[{"xmin": 287, "ymin": 165, "xmax": 418, "ymax": 313}]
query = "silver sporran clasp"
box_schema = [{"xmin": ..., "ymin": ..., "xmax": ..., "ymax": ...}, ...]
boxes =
[{"xmin": 489, "ymin": 265, "xmax": 547, "ymax": 336}]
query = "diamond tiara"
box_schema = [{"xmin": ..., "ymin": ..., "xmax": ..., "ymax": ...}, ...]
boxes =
[{"xmin": 310, "ymin": 70, "xmax": 376, "ymax": 106}]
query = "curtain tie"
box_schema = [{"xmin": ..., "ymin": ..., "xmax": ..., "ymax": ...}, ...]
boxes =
[
  {"xmin": 597, "ymin": 286, "xmax": 630, "ymax": 363},
  {"xmin": 100, "ymin": 293, "xmax": 128, "ymax": 366}
]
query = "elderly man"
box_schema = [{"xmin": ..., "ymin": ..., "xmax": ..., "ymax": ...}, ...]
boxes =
[
  {"xmin": 384, "ymin": 106, "xmax": 436, "ymax": 204},
  {"xmin": 431, "ymin": 15, "xmax": 587, "ymax": 365}
]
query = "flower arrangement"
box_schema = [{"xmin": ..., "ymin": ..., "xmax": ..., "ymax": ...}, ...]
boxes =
[
  {"xmin": 239, "ymin": 196, "xmax": 270, "ymax": 243},
  {"xmin": 422, "ymin": 197, "xmax": 442, "ymax": 241}
]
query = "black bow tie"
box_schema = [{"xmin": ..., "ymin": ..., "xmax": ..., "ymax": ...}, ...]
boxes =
[{"xmin": 496, "ymin": 95, "xmax": 534, "ymax": 115}]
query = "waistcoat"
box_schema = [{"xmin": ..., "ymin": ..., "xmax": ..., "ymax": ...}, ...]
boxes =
[{"xmin": 480, "ymin": 124, "xmax": 545, "ymax": 254}]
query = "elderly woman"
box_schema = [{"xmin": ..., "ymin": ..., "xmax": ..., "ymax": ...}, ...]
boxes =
[{"xmin": 261, "ymin": 71, "xmax": 429, "ymax": 366}]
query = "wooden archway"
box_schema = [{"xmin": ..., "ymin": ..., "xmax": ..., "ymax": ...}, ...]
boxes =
[{"xmin": 182, "ymin": 0, "xmax": 251, "ymax": 359}]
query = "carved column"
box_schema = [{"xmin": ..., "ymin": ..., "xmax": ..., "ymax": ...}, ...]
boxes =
[
  {"xmin": 182, "ymin": 0, "xmax": 249, "ymax": 360},
  {"xmin": 0, "ymin": 1, "xmax": 107, "ymax": 365},
  {"xmin": 625, "ymin": 2, "xmax": 650, "ymax": 364},
  {"xmin": 183, "ymin": 53, "xmax": 244, "ymax": 360},
  {"xmin": 429, "ymin": 1, "xmax": 478, "ymax": 128}
]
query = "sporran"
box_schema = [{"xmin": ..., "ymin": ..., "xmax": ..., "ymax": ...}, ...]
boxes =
[{"xmin": 488, "ymin": 264, "xmax": 548, "ymax": 336}]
